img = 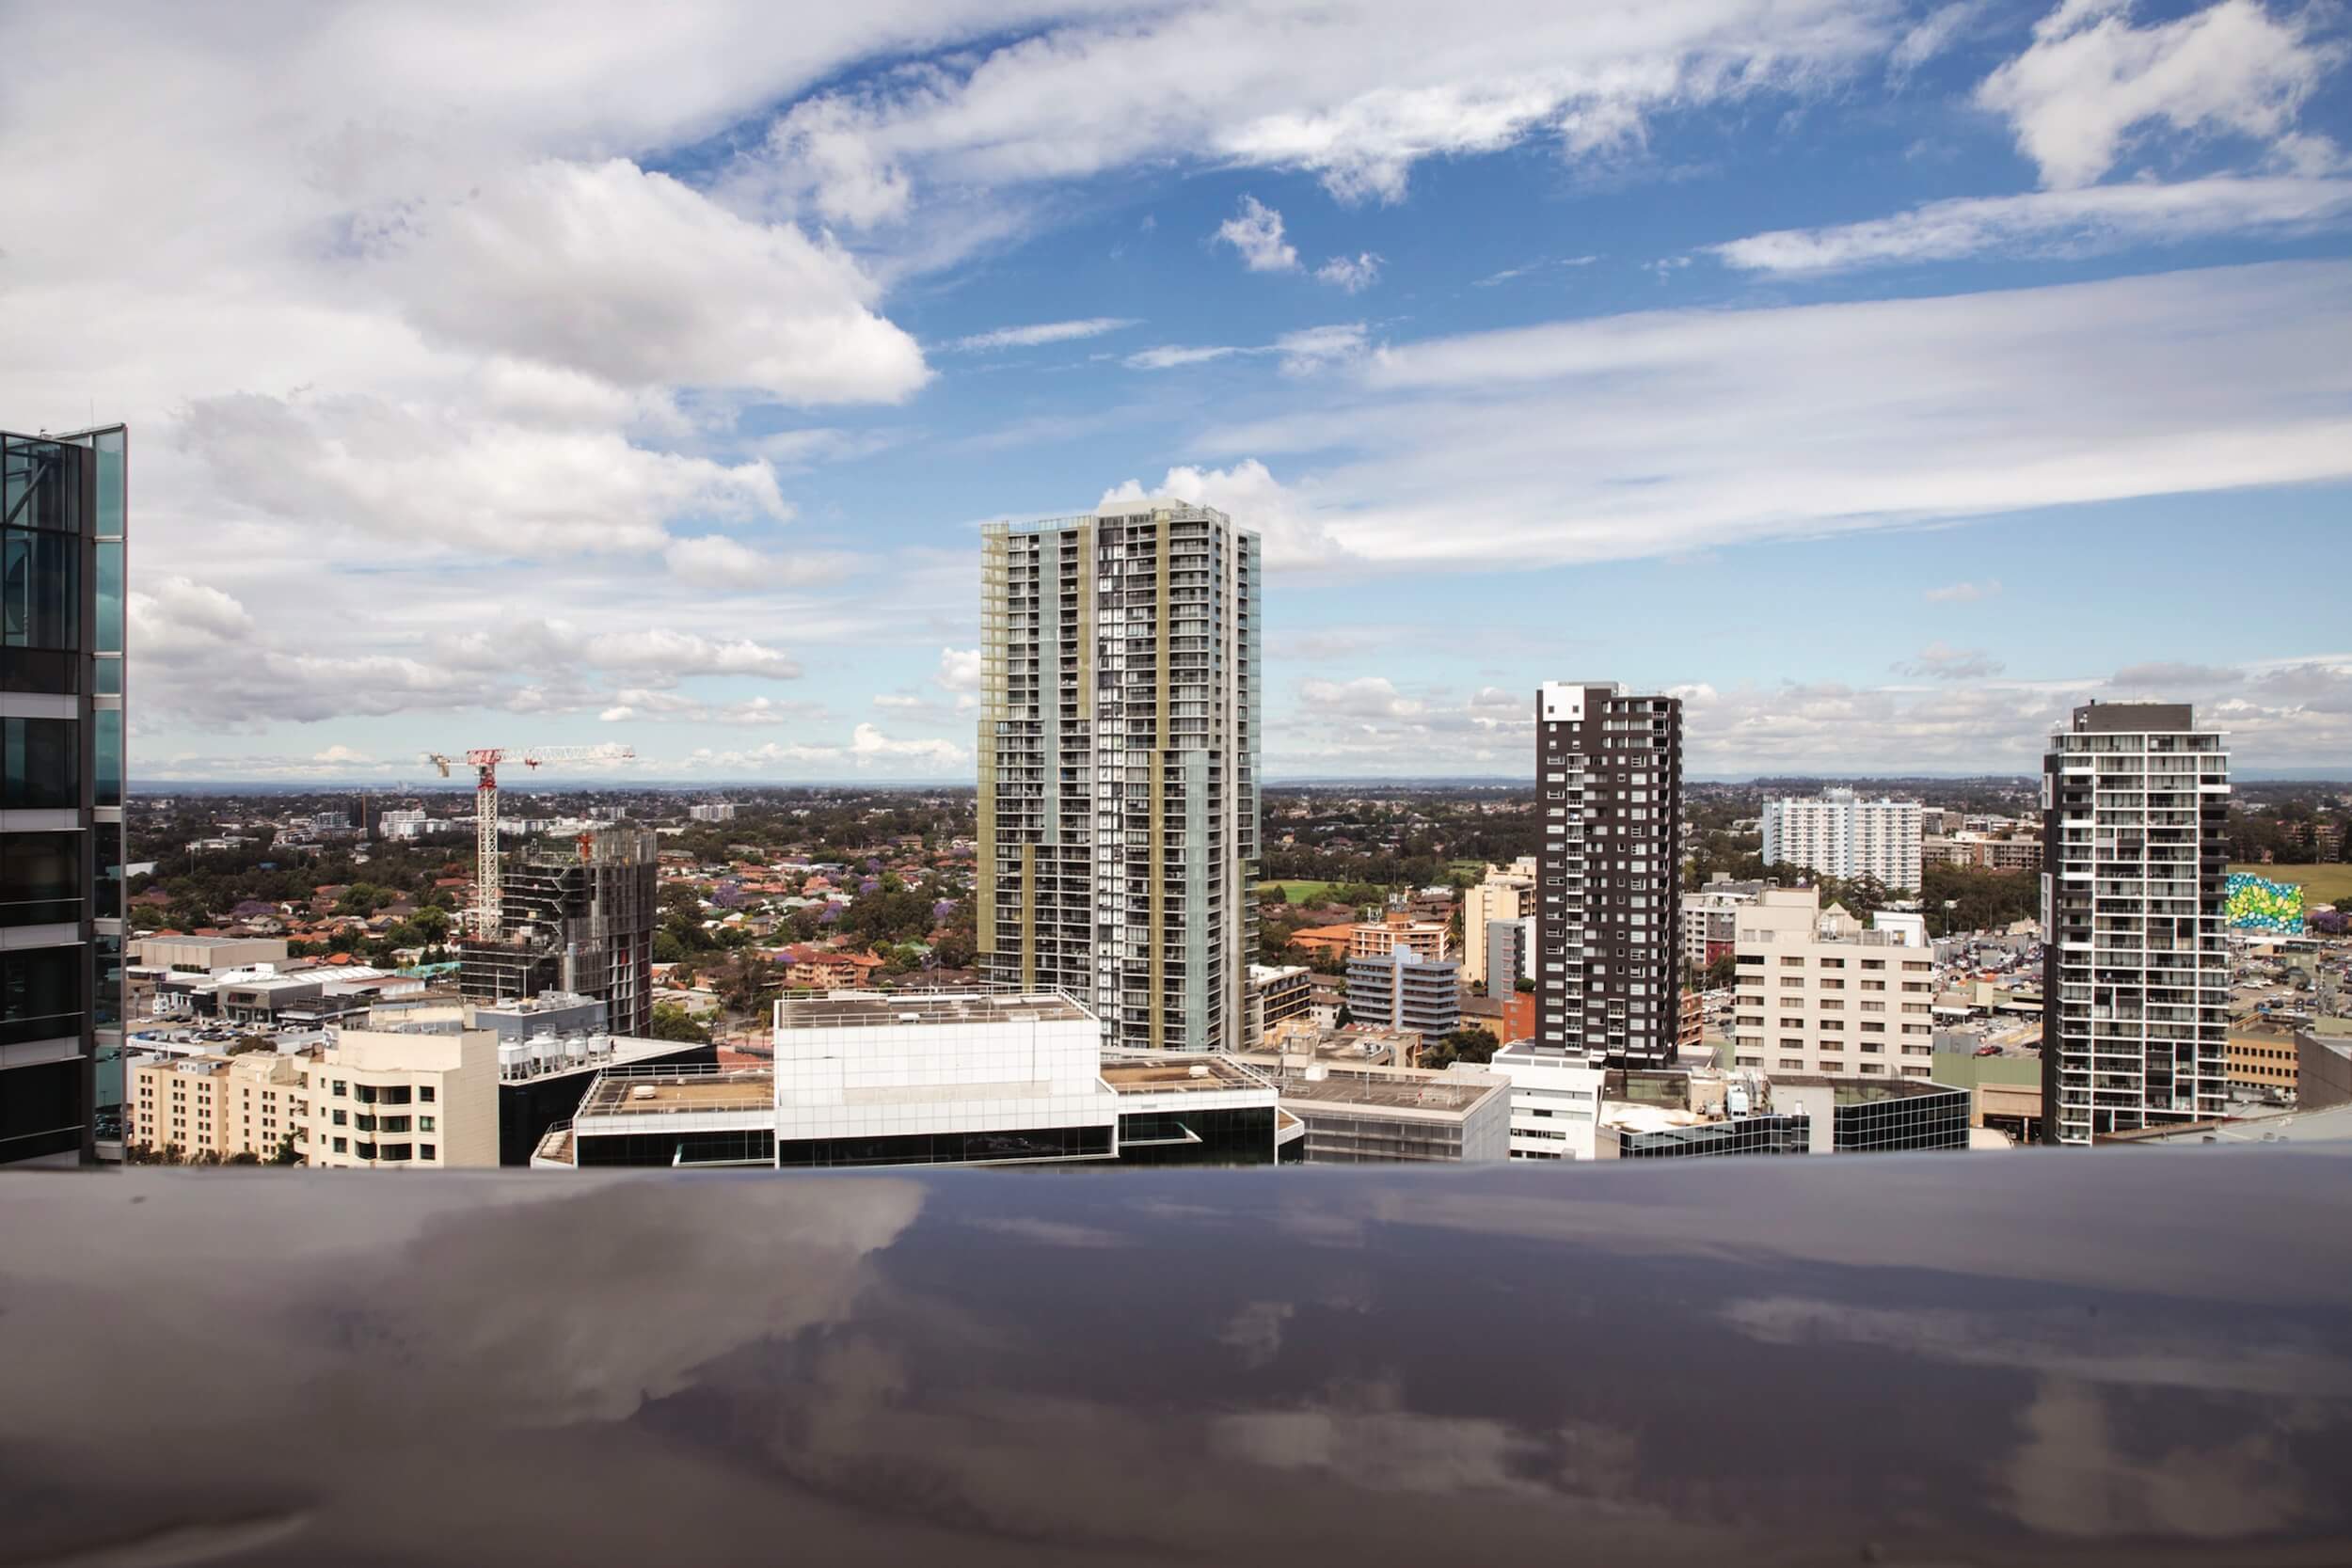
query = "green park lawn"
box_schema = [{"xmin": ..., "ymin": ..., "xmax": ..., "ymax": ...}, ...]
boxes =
[
  {"xmin": 2229, "ymin": 863, "xmax": 2352, "ymax": 908},
  {"xmin": 1260, "ymin": 879, "xmax": 1340, "ymax": 905}
]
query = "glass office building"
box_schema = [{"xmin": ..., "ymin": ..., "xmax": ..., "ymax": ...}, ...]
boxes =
[{"xmin": 1, "ymin": 425, "xmax": 126, "ymax": 1164}]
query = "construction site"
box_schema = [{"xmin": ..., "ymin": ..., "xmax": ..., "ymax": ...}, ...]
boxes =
[{"xmin": 458, "ymin": 827, "xmax": 660, "ymax": 1037}]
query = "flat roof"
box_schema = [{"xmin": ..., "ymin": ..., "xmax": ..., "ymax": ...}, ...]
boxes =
[
  {"xmin": 576, "ymin": 1067, "xmax": 774, "ymax": 1118},
  {"xmin": 1772, "ymin": 1074, "xmax": 1965, "ymax": 1104},
  {"xmin": 1101, "ymin": 1054, "xmax": 1269, "ymax": 1094},
  {"xmin": 777, "ymin": 991, "xmax": 1094, "ymax": 1030},
  {"xmin": 1279, "ymin": 1070, "xmax": 1502, "ymax": 1115}
]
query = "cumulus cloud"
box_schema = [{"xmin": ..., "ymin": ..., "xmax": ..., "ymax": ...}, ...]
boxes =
[
  {"xmin": 1314, "ymin": 252, "xmax": 1383, "ymax": 293},
  {"xmin": 681, "ymin": 724, "xmax": 968, "ymax": 776},
  {"xmin": 1096, "ymin": 458, "xmax": 1347, "ymax": 573},
  {"xmin": 1978, "ymin": 0, "xmax": 2344, "ymax": 189},
  {"xmin": 376, "ymin": 158, "xmax": 929, "ymax": 404},
  {"xmin": 1299, "ymin": 676, "xmax": 1424, "ymax": 719},
  {"xmin": 936, "ymin": 647, "xmax": 982, "ymax": 692},
  {"xmin": 1216, "ymin": 196, "xmax": 1300, "ymax": 272},
  {"xmin": 662, "ymin": 533, "xmax": 865, "ymax": 590},
  {"xmin": 178, "ymin": 392, "xmax": 787, "ymax": 561}
]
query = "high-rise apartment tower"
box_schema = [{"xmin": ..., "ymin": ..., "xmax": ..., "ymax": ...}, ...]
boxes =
[
  {"xmin": 1760, "ymin": 789, "xmax": 1923, "ymax": 891},
  {"xmin": 978, "ymin": 504, "xmax": 1259, "ymax": 1052},
  {"xmin": 1534, "ymin": 683, "xmax": 1682, "ymax": 1068},
  {"xmin": 2040, "ymin": 702, "xmax": 2231, "ymax": 1146},
  {"xmin": 1, "ymin": 425, "xmax": 128, "ymax": 1164}
]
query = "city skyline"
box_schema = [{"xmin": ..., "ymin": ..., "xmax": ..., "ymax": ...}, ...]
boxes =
[{"xmin": 5, "ymin": 1, "xmax": 2349, "ymax": 783}]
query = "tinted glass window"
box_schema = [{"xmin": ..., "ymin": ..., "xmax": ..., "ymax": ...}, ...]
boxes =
[
  {"xmin": 1, "ymin": 528, "xmax": 78, "ymax": 650},
  {"xmin": 93, "ymin": 709, "xmax": 120, "ymax": 807},
  {"xmin": 1, "ymin": 832, "xmax": 82, "ymax": 925},
  {"xmin": 1, "ymin": 944, "xmax": 84, "ymax": 1046},
  {"xmin": 3, "ymin": 718, "xmax": 78, "ymax": 809}
]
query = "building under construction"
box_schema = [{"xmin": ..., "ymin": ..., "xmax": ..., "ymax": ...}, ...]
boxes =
[{"xmin": 459, "ymin": 827, "xmax": 659, "ymax": 1037}]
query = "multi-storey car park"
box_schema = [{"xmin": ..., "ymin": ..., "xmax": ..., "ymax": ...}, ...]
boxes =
[
  {"xmin": 978, "ymin": 504, "xmax": 1259, "ymax": 1053},
  {"xmin": 2040, "ymin": 702, "xmax": 2233, "ymax": 1146}
]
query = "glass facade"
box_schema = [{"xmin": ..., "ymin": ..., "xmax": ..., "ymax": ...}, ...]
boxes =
[
  {"xmin": 1830, "ymin": 1085, "xmax": 1970, "ymax": 1152},
  {"xmin": 1114, "ymin": 1105, "xmax": 1277, "ymax": 1166},
  {"xmin": 0, "ymin": 425, "xmax": 125, "ymax": 1163},
  {"xmin": 1615, "ymin": 1113, "xmax": 1811, "ymax": 1159}
]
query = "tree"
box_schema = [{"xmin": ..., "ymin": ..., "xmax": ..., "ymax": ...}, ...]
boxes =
[
  {"xmin": 1263, "ymin": 882, "xmax": 1288, "ymax": 905},
  {"xmin": 270, "ymin": 1132, "xmax": 302, "ymax": 1166},
  {"xmin": 648, "ymin": 1002, "xmax": 712, "ymax": 1043},
  {"xmin": 1701, "ymin": 952, "xmax": 1739, "ymax": 991},
  {"xmin": 1422, "ymin": 1026, "xmax": 1500, "ymax": 1070}
]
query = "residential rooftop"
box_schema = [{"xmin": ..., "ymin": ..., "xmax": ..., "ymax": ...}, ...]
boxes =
[{"xmin": 1100, "ymin": 1053, "xmax": 1272, "ymax": 1095}]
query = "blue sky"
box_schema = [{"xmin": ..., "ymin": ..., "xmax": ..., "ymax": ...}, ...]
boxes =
[{"xmin": 4, "ymin": 0, "xmax": 2347, "ymax": 780}]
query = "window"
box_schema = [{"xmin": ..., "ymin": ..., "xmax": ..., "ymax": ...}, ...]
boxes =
[
  {"xmin": 333, "ymin": 1081, "xmax": 346, "ymax": 1097},
  {"xmin": 1, "ymin": 718, "xmax": 77, "ymax": 809},
  {"xmin": 332, "ymin": 1136, "xmax": 347, "ymax": 1154},
  {"xmin": 419, "ymin": 1115, "xmax": 436, "ymax": 1132},
  {"xmin": 420, "ymin": 1144, "xmax": 436, "ymax": 1161},
  {"xmin": 419, "ymin": 1085, "xmax": 435, "ymax": 1103},
  {"xmin": 0, "ymin": 832, "xmax": 80, "ymax": 925}
]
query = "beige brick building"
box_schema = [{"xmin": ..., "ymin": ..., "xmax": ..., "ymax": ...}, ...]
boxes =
[
  {"xmin": 300, "ymin": 1023, "xmax": 499, "ymax": 1169},
  {"xmin": 1732, "ymin": 888, "xmax": 1938, "ymax": 1079},
  {"xmin": 129, "ymin": 1051, "xmax": 308, "ymax": 1161},
  {"xmin": 1460, "ymin": 860, "xmax": 1536, "ymax": 988}
]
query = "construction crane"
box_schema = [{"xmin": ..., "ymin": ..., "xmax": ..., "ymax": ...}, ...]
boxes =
[{"xmin": 422, "ymin": 743, "xmax": 635, "ymax": 937}]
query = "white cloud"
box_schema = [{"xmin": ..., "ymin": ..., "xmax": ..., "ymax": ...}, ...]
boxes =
[
  {"xmin": 1889, "ymin": 0, "xmax": 1987, "ymax": 82},
  {"xmin": 1892, "ymin": 641, "xmax": 2008, "ymax": 679},
  {"xmin": 1096, "ymin": 459, "xmax": 1345, "ymax": 573},
  {"xmin": 1192, "ymin": 261, "xmax": 2352, "ymax": 574},
  {"xmin": 375, "ymin": 158, "xmax": 930, "ymax": 404},
  {"xmin": 1314, "ymin": 252, "xmax": 1383, "ymax": 293},
  {"xmin": 946, "ymin": 316, "xmax": 1141, "ymax": 352},
  {"xmin": 662, "ymin": 533, "xmax": 864, "ymax": 590},
  {"xmin": 1978, "ymin": 0, "xmax": 2344, "ymax": 190},
  {"xmin": 681, "ymin": 723, "xmax": 968, "ymax": 776},
  {"xmin": 872, "ymin": 693, "xmax": 925, "ymax": 709},
  {"xmin": 936, "ymin": 647, "xmax": 982, "ymax": 692},
  {"xmin": 1711, "ymin": 174, "xmax": 2352, "ymax": 272},
  {"xmin": 752, "ymin": 1, "xmax": 1895, "ymax": 215},
  {"xmin": 1125, "ymin": 344, "xmax": 1251, "ymax": 370},
  {"xmin": 1299, "ymin": 676, "xmax": 1425, "ymax": 719},
  {"xmin": 1122, "ymin": 324, "xmax": 1366, "ymax": 374},
  {"xmin": 1275, "ymin": 323, "xmax": 1369, "ymax": 374},
  {"xmin": 1926, "ymin": 578, "xmax": 2004, "ymax": 602},
  {"xmin": 1216, "ymin": 196, "xmax": 1300, "ymax": 272},
  {"xmin": 176, "ymin": 391, "xmax": 787, "ymax": 559}
]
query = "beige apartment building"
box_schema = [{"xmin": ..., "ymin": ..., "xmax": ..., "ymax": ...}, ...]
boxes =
[
  {"xmin": 301, "ymin": 1022, "xmax": 499, "ymax": 1169},
  {"xmin": 128, "ymin": 1051, "xmax": 308, "ymax": 1161},
  {"xmin": 1732, "ymin": 888, "xmax": 1938, "ymax": 1079},
  {"xmin": 1460, "ymin": 859, "xmax": 1536, "ymax": 988},
  {"xmin": 1348, "ymin": 918, "xmax": 1451, "ymax": 962}
]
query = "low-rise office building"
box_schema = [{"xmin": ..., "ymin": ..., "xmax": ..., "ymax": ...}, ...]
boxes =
[
  {"xmin": 1768, "ymin": 1075, "xmax": 1971, "ymax": 1154},
  {"xmin": 538, "ymin": 991, "xmax": 1286, "ymax": 1170},
  {"xmin": 2300, "ymin": 1020, "xmax": 2352, "ymax": 1112},
  {"xmin": 1264, "ymin": 1061, "xmax": 1510, "ymax": 1164},
  {"xmin": 133, "ymin": 936, "xmax": 291, "ymax": 976},
  {"xmin": 1484, "ymin": 1042, "xmax": 1606, "ymax": 1160}
]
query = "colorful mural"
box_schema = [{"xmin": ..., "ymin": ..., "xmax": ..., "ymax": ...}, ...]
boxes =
[{"xmin": 2225, "ymin": 873, "xmax": 2306, "ymax": 935}]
